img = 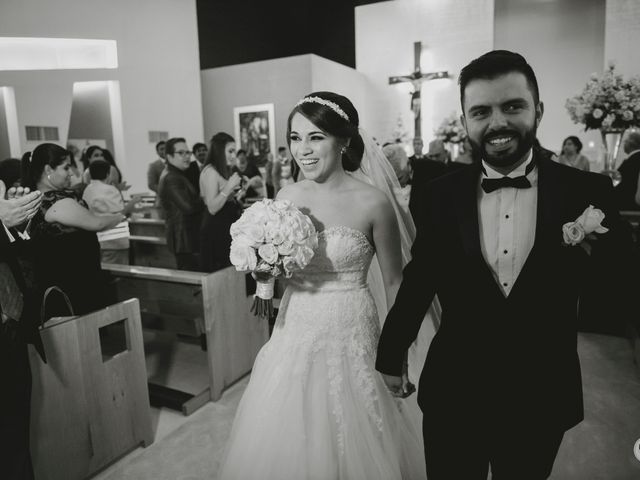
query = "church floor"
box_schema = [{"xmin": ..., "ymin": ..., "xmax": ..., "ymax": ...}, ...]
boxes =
[{"xmin": 90, "ymin": 333, "xmax": 640, "ymax": 480}]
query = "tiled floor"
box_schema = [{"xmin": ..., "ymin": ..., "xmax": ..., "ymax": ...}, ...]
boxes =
[{"xmin": 90, "ymin": 333, "xmax": 640, "ymax": 480}]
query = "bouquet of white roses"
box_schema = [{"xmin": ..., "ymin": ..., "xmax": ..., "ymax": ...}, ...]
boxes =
[
  {"xmin": 434, "ymin": 114, "xmax": 467, "ymax": 145},
  {"xmin": 229, "ymin": 199, "xmax": 318, "ymax": 318},
  {"xmin": 565, "ymin": 64, "xmax": 640, "ymax": 131}
]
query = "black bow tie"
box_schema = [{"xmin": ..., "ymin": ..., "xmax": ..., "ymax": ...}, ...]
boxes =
[
  {"xmin": 481, "ymin": 175, "xmax": 531, "ymax": 193},
  {"xmin": 481, "ymin": 159, "xmax": 536, "ymax": 193}
]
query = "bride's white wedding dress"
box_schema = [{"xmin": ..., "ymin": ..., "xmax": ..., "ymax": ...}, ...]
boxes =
[{"xmin": 218, "ymin": 225, "xmax": 426, "ymax": 479}]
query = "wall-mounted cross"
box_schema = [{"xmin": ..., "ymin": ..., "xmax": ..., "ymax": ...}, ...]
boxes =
[{"xmin": 388, "ymin": 42, "xmax": 449, "ymax": 139}]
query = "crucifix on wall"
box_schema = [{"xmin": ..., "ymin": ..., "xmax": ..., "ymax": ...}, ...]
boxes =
[{"xmin": 388, "ymin": 42, "xmax": 449, "ymax": 139}]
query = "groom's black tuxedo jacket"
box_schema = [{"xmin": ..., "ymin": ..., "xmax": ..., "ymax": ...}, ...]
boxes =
[{"xmin": 377, "ymin": 149, "xmax": 632, "ymax": 432}]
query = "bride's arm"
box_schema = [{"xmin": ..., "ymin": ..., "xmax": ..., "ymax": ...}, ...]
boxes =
[{"xmin": 370, "ymin": 192, "xmax": 404, "ymax": 309}]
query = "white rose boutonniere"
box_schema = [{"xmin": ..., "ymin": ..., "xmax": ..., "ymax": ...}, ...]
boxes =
[{"xmin": 562, "ymin": 205, "xmax": 609, "ymax": 246}]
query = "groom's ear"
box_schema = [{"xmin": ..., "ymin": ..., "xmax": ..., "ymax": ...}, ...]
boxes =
[{"xmin": 535, "ymin": 102, "xmax": 544, "ymax": 128}]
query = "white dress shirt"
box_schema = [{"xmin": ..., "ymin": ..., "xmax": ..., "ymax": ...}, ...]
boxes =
[{"xmin": 478, "ymin": 150, "xmax": 537, "ymax": 296}]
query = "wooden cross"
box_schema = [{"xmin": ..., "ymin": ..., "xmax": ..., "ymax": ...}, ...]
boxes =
[{"xmin": 389, "ymin": 42, "xmax": 449, "ymax": 139}]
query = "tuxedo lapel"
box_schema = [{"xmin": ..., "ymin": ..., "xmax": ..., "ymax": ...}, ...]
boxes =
[
  {"xmin": 454, "ymin": 164, "xmax": 505, "ymax": 298},
  {"xmin": 509, "ymin": 153, "xmax": 567, "ymax": 298}
]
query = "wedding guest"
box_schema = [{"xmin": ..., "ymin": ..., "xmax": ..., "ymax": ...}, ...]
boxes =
[
  {"xmin": 0, "ymin": 158, "xmax": 22, "ymax": 189},
  {"xmin": 409, "ymin": 138, "xmax": 447, "ymax": 221},
  {"xmin": 83, "ymin": 160, "xmax": 140, "ymax": 265},
  {"xmin": 257, "ymin": 153, "xmax": 275, "ymax": 198},
  {"xmin": 158, "ymin": 138, "xmax": 204, "ymax": 271},
  {"xmin": 22, "ymin": 143, "xmax": 123, "ymax": 318},
  {"xmin": 615, "ymin": 130, "xmax": 640, "ymax": 211},
  {"xmin": 193, "ymin": 142, "xmax": 208, "ymax": 170},
  {"xmin": 233, "ymin": 149, "xmax": 265, "ymax": 198},
  {"xmin": 0, "ymin": 180, "xmax": 42, "ymax": 480},
  {"xmin": 80, "ymin": 145, "xmax": 121, "ymax": 186},
  {"xmin": 383, "ymin": 143, "xmax": 411, "ymax": 212},
  {"xmin": 199, "ymin": 132, "xmax": 243, "ymax": 272},
  {"xmin": 272, "ymin": 146, "xmax": 297, "ymax": 195},
  {"xmin": 102, "ymin": 148, "xmax": 130, "ymax": 191},
  {"xmin": 557, "ymin": 136, "xmax": 590, "ymax": 171},
  {"xmin": 453, "ymin": 137, "xmax": 476, "ymax": 165},
  {"xmin": 147, "ymin": 140, "xmax": 167, "ymax": 193}
]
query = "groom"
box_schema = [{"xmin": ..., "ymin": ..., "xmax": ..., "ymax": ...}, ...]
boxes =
[{"xmin": 377, "ymin": 50, "xmax": 632, "ymax": 479}]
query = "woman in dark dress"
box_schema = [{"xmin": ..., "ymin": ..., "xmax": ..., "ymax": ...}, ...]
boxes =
[
  {"xmin": 22, "ymin": 143, "xmax": 124, "ymax": 318},
  {"xmin": 199, "ymin": 132, "xmax": 244, "ymax": 272}
]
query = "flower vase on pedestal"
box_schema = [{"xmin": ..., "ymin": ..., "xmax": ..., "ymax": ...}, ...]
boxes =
[{"xmin": 600, "ymin": 129, "xmax": 625, "ymax": 186}]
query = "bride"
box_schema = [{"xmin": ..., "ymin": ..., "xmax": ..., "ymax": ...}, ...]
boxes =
[{"xmin": 218, "ymin": 92, "xmax": 431, "ymax": 479}]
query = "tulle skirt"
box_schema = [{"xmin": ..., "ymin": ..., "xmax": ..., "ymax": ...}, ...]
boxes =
[{"xmin": 218, "ymin": 285, "xmax": 426, "ymax": 479}]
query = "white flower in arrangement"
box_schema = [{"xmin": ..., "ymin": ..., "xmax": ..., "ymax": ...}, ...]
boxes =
[
  {"xmin": 566, "ymin": 64, "xmax": 640, "ymax": 131},
  {"xmin": 229, "ymin": 199, "xmax": 318, "ymax": 318},
  {"xmin": 434, "ymin": 113, "xmax": 467, "ymax": 145}
]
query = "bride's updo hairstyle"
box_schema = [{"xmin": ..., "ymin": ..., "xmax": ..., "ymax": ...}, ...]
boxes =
[{"xmin": 287, "ymin": 91, "xmax": 365, "ymax": 172}]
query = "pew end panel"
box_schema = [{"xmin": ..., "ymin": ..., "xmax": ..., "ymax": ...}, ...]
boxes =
[
  {"xmin": 29, "ymin": 298, "xmax": 153, "ymax": 480},
  {"xmin": 202, "ymin": 267, "xmax": 270, "ymax": 401}
]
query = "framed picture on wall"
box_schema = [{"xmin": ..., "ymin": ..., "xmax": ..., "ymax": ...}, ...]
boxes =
[{"xmin": 233, "ymin": 103, "xmax": 275, "ymax": 164}]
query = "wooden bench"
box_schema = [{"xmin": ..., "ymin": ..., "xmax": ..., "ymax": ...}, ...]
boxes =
[
  {"xmin": 129, "ymin": 217, "xmax": 166, "ymax": 237},
  {"xmin": 129, "ymin": 234, "xmax": 176, "ymax": 269},
  {"xmin": 29, "ymin": 299, "xmax": 153, "ymax": 480},
  {"xmin": 103, "ymin": 264, "xmax": 269, "ymax": 413}
]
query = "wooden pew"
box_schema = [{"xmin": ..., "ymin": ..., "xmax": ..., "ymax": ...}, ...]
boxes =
[
  {"xmin": 129, "ymin": 217, "xmax": 166, "ymax": 238},
  {"xmin": 103, "ymin": 263, "xmax": 269, "ymax": 411},
  {"xmin": 129, "ymin": 234, "xmax": 176, "ymax": 269},
  {"xmin": 29, "ymin": 299, "xmax": 153, "ymax": 480}
]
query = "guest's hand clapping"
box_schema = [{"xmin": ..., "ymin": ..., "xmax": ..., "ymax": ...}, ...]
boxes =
[{"xmin": 0, "ymin": 180, "xmax": 42, "ymax": 228}]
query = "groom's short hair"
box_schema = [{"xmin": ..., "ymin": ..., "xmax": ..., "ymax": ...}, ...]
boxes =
[{"xmin": 459, "ymin": 50, "xmax": 540, "ymax": 112}]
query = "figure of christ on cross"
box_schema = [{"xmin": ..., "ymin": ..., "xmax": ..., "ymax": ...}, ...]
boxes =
[{"xmin": 389, "ymin": 42, "xmax": 449, "ymax": 139}]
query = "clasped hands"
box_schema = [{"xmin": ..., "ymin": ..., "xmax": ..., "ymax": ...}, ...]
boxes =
[
  {"xmin": 382, "ymin": 366, "xmax": 416, "ymax": 399},
  {"xmin": 0, "ymin": 180, "xmax": 42, "ymax": 228}
]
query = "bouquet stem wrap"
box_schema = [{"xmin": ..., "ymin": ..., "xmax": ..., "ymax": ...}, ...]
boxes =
[{"xmin": 251, "ymin": 277, "xmax": 275, "ymax": 319}]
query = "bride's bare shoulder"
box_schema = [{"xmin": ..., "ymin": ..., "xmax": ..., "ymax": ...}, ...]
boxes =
[
  {"xmin": 348, "ymin": 176, "xmax": 389, "ymax": 206},
  {"xmin": 276, "ymin": 180, "xmax": 311, "ymax": 203}
]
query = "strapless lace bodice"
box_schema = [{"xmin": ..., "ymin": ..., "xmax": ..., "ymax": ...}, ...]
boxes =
[{"xmin": 288, "ymin": 225, "xmax": 374, "ymax": 292}]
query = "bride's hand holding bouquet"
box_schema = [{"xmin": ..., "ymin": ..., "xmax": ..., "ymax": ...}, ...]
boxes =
[{"xmin": 229, "ymin": 198, "xmax": 318, "ymax": 318}]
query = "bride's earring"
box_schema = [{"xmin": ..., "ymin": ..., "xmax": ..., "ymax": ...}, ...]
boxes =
[{"xmin": 340, "ymin": 146, "xmax": 347, "ymax": 155}]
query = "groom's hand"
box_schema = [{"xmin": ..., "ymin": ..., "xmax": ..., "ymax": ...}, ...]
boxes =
[{"xmin": 382, "ymin": 374, "xmax": 405, "ymax": 398}]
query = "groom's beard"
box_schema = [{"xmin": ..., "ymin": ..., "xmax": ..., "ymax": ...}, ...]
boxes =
[{"xmin": 469, "ymin": 125, "xmax": 537, "ymax": 169}]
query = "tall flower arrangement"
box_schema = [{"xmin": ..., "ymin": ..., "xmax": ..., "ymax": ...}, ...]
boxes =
[
  {"xmin": 565, "ymin": 64, "xmax": 640, "ymax": 132},
  {"xmin": 434, "ymin": 114, "xmax": 467, "ymax": 145}
]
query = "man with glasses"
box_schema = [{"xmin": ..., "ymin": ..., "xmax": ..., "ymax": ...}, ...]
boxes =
[{"xmin": 158, "ymin": 137, "xmax": 204, "ymax": 271}]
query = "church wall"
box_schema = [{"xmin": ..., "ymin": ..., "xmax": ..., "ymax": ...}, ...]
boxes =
[
  {"xmin": 605, "ymin": 0, "xmax": 640, "ymax": 77},
  {"xmin": 0, "ymin": 0, "xmax": 204, "ymax": 192},
  {"xmin": 309, "ymin": 55, "xmax": 377, "ymax": 134},
  {"xmin": 494, "ymin": 0, "xmax": 606, "ymax": 167},
  {"xmin": 355, "ymin": 0, "xmax": 495, "ymax": 145},
  {"xmin": 200, "ymin": 55, "xmax": 312, "ymax": 152}
]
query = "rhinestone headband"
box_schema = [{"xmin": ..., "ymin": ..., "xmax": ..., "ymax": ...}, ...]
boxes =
[{"xmin": 296, "ymin": 96, "xmax": 350, "ymax": 122}]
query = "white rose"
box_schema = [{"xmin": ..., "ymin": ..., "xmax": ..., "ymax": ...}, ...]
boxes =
[
  {"xmin": 282, "ymin": 256, "xmax": 299, "ymax": 276},
  {"xmin": 273, "ymin": 199, "xmax": 292, "ymax": 211},
  {"xmin": 293, "ymin": 245, "xmax": 315, "ymax": 268},
  {"xmin": 244, "ymin": 223, "xmax": 265, "ymax": 246},
  {"xmin": 258, "ymin": 243, "xmax": 279, "ymax": 265},
  {"xmin": 592, "ymin": 108, "xmax": 604, "ymax": 119},
  {"xmin": 576, "ymin": 205, "xmax": 609, "ymax": 235},
  {"xmin": 229, "ymin": 243, "xmax": 257, "ymax": 271},
  {"xmin": 562, "ymin": 222, "xmax": 585, "ymax": 246},
  {"xmin": 277, "ymin": 240, "xmax": 295, "ymax": 256},
  {"xmin": 623, "ymin": 110, "xmax": 634, "ymax": 121}
]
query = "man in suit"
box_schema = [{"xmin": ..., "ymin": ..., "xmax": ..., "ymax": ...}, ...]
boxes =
[
  {"xmin": 377, "ymin": 50, "xmax": 632, "ymax": 479},
  {"xmin": 409, "ymin": 138, "xmax": 448, "ymax": 221},
  {"xmin": 158, "ymin": 137, "xmax": 204, "ymax": 271},
  {"xmin": 615, "ymin": 130, "xmax": 640, "ymax": 211},
  {"xmin": 0, "ymin": 182, "xmax": 43, "ymax": 480}
]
